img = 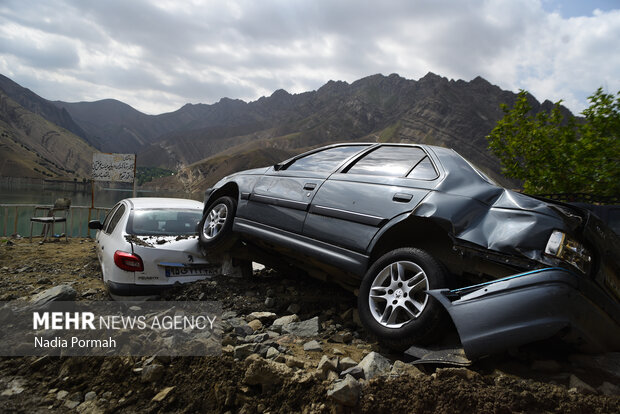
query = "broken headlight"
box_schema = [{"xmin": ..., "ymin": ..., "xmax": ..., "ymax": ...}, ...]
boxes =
[{"xmin": 544, "ymin": 230, "xmax": 591, "ymax": 274}]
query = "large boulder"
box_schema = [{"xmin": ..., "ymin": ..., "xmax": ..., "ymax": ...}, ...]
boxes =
[
  {"xmin": 271, "ymin": 314, "xmax": 300, "ymax": 328},
  {"xmin": 30, "ymin": 285, "xmax": 77, "ymax": 306},
  {"xmin": 243, "ymin": 354, "xmax": 293, "ymax": 392},
  {"xmin": 317, "ymin": 355, "xmax": 338, "ymax": 379},
  {"xmin": 357, "ymin": 352, "xmax": 391, "ymax": 380},
  {"xmin": 282, "ymin": 316, "xmax": 319, "ymax": 337},
  {"xmin": 327, "ymin": 374, "xmax": 362, "ymax": 406}
]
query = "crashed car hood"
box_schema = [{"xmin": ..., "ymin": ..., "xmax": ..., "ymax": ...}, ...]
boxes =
[
  {"xmin": 417, "ymin": 147, "xmax": 619, "ymax": 297},
  {"xmin": 414, "ymin": 185, "xmax": 569, "ymax": 263},
  {"xmin": 416, "ymin": 182, "xmax": 619, "ymax": 282}
]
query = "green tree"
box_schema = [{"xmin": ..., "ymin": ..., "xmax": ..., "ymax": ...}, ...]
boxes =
[{"xmin": 487, "ymin": 88, "xmax": 620, "ymax": 197}]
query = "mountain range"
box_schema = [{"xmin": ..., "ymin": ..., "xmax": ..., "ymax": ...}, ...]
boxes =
[{"xmin": 0, "ymin": 72, "xmax": 570, "ymax": 191}]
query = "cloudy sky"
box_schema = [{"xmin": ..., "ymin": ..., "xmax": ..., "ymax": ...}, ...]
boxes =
[{"xmin": 1, "ymin": 0, "xmax": 618, "ymax": 115}]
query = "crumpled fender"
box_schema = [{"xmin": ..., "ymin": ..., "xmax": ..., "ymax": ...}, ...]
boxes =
[
  {"xmin": 427, "ymin": 268, "xmax": 620, "ymax": 359},
  {"xmin": 412, "ymin": 188, "xmax": 567, "ymax": 262}
]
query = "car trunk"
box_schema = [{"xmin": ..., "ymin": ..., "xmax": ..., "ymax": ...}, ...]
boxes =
[{"xmin": 129, "ymin": 235, "xmax": 219, "ymax": 286}]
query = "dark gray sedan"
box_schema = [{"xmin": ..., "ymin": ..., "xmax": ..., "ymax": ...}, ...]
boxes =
[{"xmin": 198, "ymin": 143, "xmax": 620, "ymax": 358}]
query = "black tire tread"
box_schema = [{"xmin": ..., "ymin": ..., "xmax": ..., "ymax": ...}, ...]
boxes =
[{"xmin": 198, "ymin": 196, "xmax": 238, "ymax": 251}]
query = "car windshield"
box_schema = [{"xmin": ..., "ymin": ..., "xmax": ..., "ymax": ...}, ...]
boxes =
[{"xmin": 127, "ymin": 209, "xmax": 203, "ymax": 236}]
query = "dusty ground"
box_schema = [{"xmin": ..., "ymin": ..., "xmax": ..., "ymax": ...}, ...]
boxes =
[
  {"xmin": 0, "ymin": 237, "xmax": 619, "ymax": 413},
  {"xmin": 0, "ymin": 238, "xmax": 107, "ymax": 301}
]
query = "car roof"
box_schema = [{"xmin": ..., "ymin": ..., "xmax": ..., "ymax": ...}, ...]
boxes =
[{"xmin": 124, "ymin": 197, "xmax": 203, "ymax": 210}]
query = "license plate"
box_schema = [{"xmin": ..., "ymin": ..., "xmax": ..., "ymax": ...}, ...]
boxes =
[{"xmin": 164, "ymin": 265, "xmax": 219, "ymax": 277}]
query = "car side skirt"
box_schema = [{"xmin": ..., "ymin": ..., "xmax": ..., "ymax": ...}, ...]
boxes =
[
  {"xmin": 428, "ymin": 268, "xmax": 620, "ymax": 359},
  {"xmin": 233, "ymin": 218, "xmax": 369, "ymax": 276}
]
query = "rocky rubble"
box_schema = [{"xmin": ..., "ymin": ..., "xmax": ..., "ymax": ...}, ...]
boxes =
[{"xmin": 0, "ymin": 239, "xmax": 619, "ymax": 413}]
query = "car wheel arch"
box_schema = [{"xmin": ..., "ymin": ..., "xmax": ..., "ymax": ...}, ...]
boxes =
[
  {"xmin": 204, "ymin": 182, "xmax": 240, "ymax": 214},
  {"xmin": 367, "ymin": 216, "xmax": 456, "ymax": 275}
]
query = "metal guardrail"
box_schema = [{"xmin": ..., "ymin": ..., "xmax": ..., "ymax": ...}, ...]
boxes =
[{"xmin": 0, "ymin": 204, "xmax": 111, "ymax": 239}]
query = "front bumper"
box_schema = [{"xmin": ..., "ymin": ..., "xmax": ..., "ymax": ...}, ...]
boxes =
[{"xmin": 428, "ymin": 268, "xmax": 620, "ymax": 359}]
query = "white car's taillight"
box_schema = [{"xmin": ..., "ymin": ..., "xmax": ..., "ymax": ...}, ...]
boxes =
[
  {"xmin": 544, "ymin": 230, "xmax": 591, "ymax": 274},
  {"xmin": 114, "ymin": 250, "xmax": 144, "ymax": 272}
]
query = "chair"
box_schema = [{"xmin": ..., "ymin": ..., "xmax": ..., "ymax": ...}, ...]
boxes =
[{"xmin": 29, "ymin": 198, "xmax": 71, "ymax": 242}]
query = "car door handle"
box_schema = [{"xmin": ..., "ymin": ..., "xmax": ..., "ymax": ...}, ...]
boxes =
[
  {"xmin": 303, "ymin": 183, "xmax": 317, "ymax": 191},
  {"xmin": 393, "ymin": 193, "xmax": 413, "ymax": 203}
]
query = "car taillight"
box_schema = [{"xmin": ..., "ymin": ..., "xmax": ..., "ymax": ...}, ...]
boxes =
[{"xmin": 114, "ymin": 250, "xmax": 144, "ymax": 272}]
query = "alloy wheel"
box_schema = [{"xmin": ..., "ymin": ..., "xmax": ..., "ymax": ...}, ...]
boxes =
[
  {"xmin": 368, "ymin": 260, "xmax": 429, "ymax": 328},
  {"xmin": 202, "ymin": 203, "xmax": 228, "ymax": 240}
]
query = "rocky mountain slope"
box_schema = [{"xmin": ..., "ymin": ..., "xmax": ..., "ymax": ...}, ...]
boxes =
[
  {"xmin": 53, "ymin": 99, "xmax": 177, "ymax": 154},
  {"xmin": 114, "ymin": 72, "xmax": 565, "ymax": 190},
  {"xmin": 0, "ymin": 75, "xmax": 96, "ymax": 148},
  {"xmin": 142, "ymin": 73, "xmax": 520, "ymax": 174},
  {"xmin": 0, "ymin": 72, "xmax": 570, "ymax": 189},
  {"xmin": 167, "ymin": 73, "xmax": 528, "ymax": 191},
  {"xmin": 0, "ymin": 90, "xmax": 95, "ymax": 180}
]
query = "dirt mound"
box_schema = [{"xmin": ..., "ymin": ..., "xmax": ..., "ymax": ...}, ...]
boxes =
[
  {"xmin": 0, "ymin": 239, "xmax": 618, "ymax": 413},
  {"xmin": 362, "ymin": 370, "xmax": 620, "ymax": 413}
]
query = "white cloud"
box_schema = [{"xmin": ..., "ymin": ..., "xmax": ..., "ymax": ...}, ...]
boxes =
[{"xmin": 0, "ymin": 0, "xmax": 618, "ymax": 114}]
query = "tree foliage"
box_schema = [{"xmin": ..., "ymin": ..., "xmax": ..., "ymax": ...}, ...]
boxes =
[
  {"xmin": 136, "ymin": 166, "xmax": 174, "ymax": 186},
  {"xmin": 487, "ymin": 88, "xmax": 620, "ymax": 197}
]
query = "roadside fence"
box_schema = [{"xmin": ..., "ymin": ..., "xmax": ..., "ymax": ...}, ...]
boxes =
[{"xmin": 0, "ymin": 204, "xmax": 111, "ymax": 239}]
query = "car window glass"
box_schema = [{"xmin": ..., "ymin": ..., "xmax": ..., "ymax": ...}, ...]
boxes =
[
  {"xmin": 286, "ymin": 145, "xmax": 368, "ymax": 173},
  {"xmin": 105, "ymin": 204, "xmax": 126, "ymax": 234},
  {"xmin": 102, "ymin": 204, "xmax": 120, "ymax": 233},
  {"xmin": 347, "ymin": 146, "xmax": 427, "ymax": 177},
  {"xmin": 407, "ymin": 157, "xmax": 438, "ymax": 180},
  {"xmin": 128, "ymin": 209, "xmax": 203, "ymax": 236}
]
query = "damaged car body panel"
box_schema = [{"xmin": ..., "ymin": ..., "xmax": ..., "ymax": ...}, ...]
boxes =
[
  {"xmin": 132, "ymin": 236, "xmax": 218, "ymax": 287},
  {"xmin": 198, "ymin": 142, "xmax": 620, "ymax": 356},
  {"xmin": 411, "ymin": 146, "xmax": 577, "ymax": 266},
  {"xmin": 428, "ymin": 267, "xmax": 620, "ymax": 359}
]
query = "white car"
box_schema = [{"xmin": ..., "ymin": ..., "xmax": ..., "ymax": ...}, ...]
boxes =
[{"xmin": 89, "ymin": 198, "xmax": 219, "ymax": 295}]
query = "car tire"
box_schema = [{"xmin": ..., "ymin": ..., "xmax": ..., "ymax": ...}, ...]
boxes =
[
  {"xmin": 358, "ymin": 247, "xmax": 449, "ymax": 350},
  {"xmin": 198, "ymin": 196, "xmax": 238, "ymax": 250}
]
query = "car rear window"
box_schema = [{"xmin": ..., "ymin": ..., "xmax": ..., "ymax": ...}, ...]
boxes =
[
  {"xmin": 285, "ymin": 145, "xmax": 368, "ymax": 173},
  {"xmin": 346, "ymin": 146, "xmax": 438, "ymax": 179},
  {"xmin": 127, "ymin": 209, "xmax": 203, "ymax": 236}
]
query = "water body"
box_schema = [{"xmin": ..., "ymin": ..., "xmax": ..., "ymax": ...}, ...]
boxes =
[{"xmin": 0, "ymin": 182, "xmax": 199, "ymax": 238}]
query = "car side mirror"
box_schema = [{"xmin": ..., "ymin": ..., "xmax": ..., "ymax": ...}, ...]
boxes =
[{"xmin": 88, "ymin": 220, "xmax": 103, "ymax": 230}]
